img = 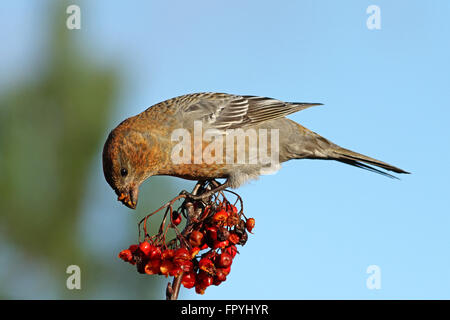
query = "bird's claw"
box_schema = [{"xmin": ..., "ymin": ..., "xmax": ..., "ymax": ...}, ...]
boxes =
[
  {"xmin": 179, "ymin": 190, "xmax": 193, "ymax": 197},
  {"xmin": 180, "ymin": 190, "xmax": 212, "ymax": 202},
  {"xmin": 180, "ymin": 180, "xmax": 229, "ymax": 201}
]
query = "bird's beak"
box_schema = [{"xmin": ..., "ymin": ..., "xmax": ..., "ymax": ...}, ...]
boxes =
[{"xmin": 117, "ymin": 185, "xmax": 139, "ymax": 209}]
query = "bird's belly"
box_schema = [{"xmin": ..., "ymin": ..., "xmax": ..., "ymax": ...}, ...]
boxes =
[
  {"xmin": 160, "ymin": 163, "xmax": 230, "ymax": 180},
  {"xmin": 160, "ymin": 162, "xmax": 277, "ymax": 189}
]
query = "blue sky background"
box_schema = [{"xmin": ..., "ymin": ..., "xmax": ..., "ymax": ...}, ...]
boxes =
[{"xmin": 1, "ymin": 0, "xmax": 449, "ymax": 299}]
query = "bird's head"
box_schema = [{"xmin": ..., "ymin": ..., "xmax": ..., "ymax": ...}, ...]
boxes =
[{"xmin": 102, "ymin": 124, "xmax": 156, "ymax": 209}]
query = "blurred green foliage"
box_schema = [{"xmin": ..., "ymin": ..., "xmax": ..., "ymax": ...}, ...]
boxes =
[
  {"xmin": 0, "ymin": 10, "xmax": 117, "ymax": 268},
  {"xmin": 0, "ymin": 3, "xmax": 178, "ymax": 299}
]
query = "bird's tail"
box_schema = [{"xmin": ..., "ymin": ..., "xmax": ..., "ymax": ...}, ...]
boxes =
[
  {"xmin": 330, "ymin": 146, "xmax": 410, "ymax": 179},
  {"xmin": 288, "ymin": 121, "xmax": 409, "ymax": 178}
]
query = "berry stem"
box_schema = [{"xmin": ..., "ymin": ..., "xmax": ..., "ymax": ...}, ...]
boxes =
[
  {"xmin": 165, "ymin": 181, "xmax": 204, "ymax": 300},
  {"xmin": 166, "ymin": 271, "xmax": 184, "ymax": 300}
]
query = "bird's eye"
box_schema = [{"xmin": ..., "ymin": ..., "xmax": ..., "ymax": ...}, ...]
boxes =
[{"xmin": 120, "ymin": 168, "xmax": 128, "ymax": 177}]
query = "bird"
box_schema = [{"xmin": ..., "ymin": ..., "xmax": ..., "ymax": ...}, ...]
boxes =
[{"xmin": 102, "ymin": 92, "xmax": 409, "ymax": 209}]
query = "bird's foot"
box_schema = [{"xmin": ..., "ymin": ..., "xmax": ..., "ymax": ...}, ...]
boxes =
[
  {"xmin": 179, "ymin": 190, "xmax": 210, "ymax": 201},
  {"xmin": 180, "ymin": 180, "xmax": 229, "ymax": 201},
  {"xmin": 179, "ymin": 190, "xmax": 191, "ymax": 197}
]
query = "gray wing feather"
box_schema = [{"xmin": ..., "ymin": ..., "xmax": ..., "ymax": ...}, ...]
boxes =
[{"xmin": 181, "ymin": 92, "xmax": 321, "ymax": 130}]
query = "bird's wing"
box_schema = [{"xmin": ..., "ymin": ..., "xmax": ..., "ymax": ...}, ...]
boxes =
[{"xmin": 180, "ymin": 92, "xmax": 322, "ymax": 130}]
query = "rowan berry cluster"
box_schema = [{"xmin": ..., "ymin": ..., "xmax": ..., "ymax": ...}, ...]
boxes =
[{"xmin": 118, "ymin": 191, "xmax": 255, "ymax": 295}]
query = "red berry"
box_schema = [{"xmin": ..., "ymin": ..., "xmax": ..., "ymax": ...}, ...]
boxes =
[
  {"xmin": 169, "ymin": 266, "xmax": 182, "ymax": 277},
  {"xmin": 190, "ymin": 247, "xmax": 200, "ymax": 259},
  {"xmin": 139, "ymin": 242, "xmax": 152, "ymax": 256},
  {"xmin": 149, "ymin": 246, "xmax": 161, "ymax": 260},
  {"xmin": 201, "ymin": 250, "xmax": 217, "ymax": 262},
  {"xmin": 189, "ymin": 231, "xmax": 204, "ymax": 247},
  {"xmin": 197, "ymin": 271, "xmax": 213, "ymax": 287},
  {"xmin": 225, "ymin": 245, "xmax": 238, "ymax": 258},
  {"xmin": 228, "ymin": 233, "xmax": 240, "ymax": 244},
  {"xmin": 181, "ymin": 272, "xmax": 196, "ymax": 289},
  {"xmin": 118, "ymin": 249, "xmax": 133, "ymax": 262},
  {"xmin": 212, "ymin": 210, "xmax": 229, "ymax": 224},
  {"xmin": 206, "ymin": 226, "xmax": 218, "ymax": 242},
  {"xmin": 217, "ymin": 228, "xmax": 230, "ymax": 241},
  {"xmin": 173, "ymin": 248, "xmax": 190, "ymax": 264},
  {"xmin": 213, "ymin": 240, "xmax": 229, "ymax": 250},
  {"xmin": 222, "ymin": 265, "xmax": 231, "ymax": 275},
  {"xmin": 195, "ymin": 284, "xmax": 207, "ymax": 295},
  {"xmin": 246, "ymin": 218, "xmax": 255, "ymax": 233},
  {"xmin": 198, "ymin": 258, "xmax": 215, "ymax": 274},
  {"xmin": 226, "ymin": 213, "xmax": 240, "ymax": 227},
  {"xmin": 160, "ymin": 260, "xmax": 174, "ymax": 276},
  {"xmin": 144, "ymin": 259, "xmax": 161, "ymax": 275},
  {"xmin": 161, "ymin": 249, "xmax": 175, "ymax": 261},
  {"xmin": 227, "ymin": 204, "xmax": 238, "ymax": 214},
  {"xmin": 202, "ymin": 274, "xmax": 213, "ymax": 287},
  {"xmin": 218, "ymin": 252, "xmax": 233, "ymax": 268},
  {"xmin": 172, "ymin": 211, "xmax": 182, "ymax": 226},
  {"xmin": 215, "ymin": 268, "xmax": 227, "ymax": 282},
  {"xmin": 178, "ymin": 260, "xmax": 194, "ymax": 273},
  {"xmin": 128, "ymin": 244, "xmax": 139, "ymax": 253}
]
